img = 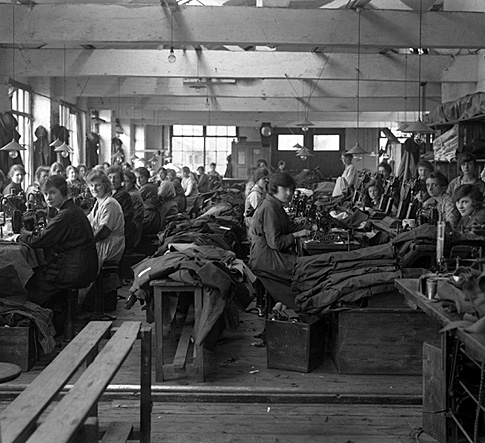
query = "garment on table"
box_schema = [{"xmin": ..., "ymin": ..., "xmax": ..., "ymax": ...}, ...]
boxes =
[
  {"xmin": 424, "ymin": 193, "xmax": 460, "ymax": 227},
  {"xmin": 88, "ymin": 195, "xmax": 125, "ymax": 270},
  {"xmin": 248, "ymin": 194, "xmax": 301, "ymax": 307},
  {"xmin": 447, "ymin": 176, "xmax": 485, "ymax": 198},
  {"xmin": 139, "ymin": 183, "xmax": 161, "ymax": 235},
  {"xmin": 19, "ymin": 199, "xmax": 98, "ymax": 307}
]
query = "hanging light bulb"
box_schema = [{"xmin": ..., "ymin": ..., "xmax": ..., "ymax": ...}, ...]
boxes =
[
  {"xmin": 9, "ymin": 150, "xmax": 19, "ymax": 159},
  {"xmin": 168, "ymin": 47, "xmax": 176, "ymax": 64}
]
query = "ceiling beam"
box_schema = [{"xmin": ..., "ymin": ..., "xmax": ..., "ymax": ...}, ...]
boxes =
[
  {"xmin": 0, "ymin": 5, "xmax": 484, "ymax": 48},
  {"xmin": 57, "ymin": 76, "xmax": 442, "ymax": 98},
  {"xmin": 0, "ymin": 49, "xmax": 460, "ymax": 82}
]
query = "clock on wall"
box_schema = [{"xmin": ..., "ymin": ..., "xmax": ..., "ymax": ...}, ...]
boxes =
[{"xmin": 260, "ymin": 123, "xmax": 273, "ymax": 138}]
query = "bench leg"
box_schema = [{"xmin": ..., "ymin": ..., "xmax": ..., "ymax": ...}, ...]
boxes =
[
  {"xmin": 153, "ymin": 286, "xmax": 164, "ymax": 382},
  {"xmin": 140, "ymin": 327, "xmax": 152, "ymax": 443},
  {"xmin": 194, "ymin": 286, "xmax": 205, "ymax": 383},
  {"xmin": 64, "ymin": 289, "xmax": 78, "ymax": 340}
]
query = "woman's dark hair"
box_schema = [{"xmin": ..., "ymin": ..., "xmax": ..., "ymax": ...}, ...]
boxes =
[
  {"xmin": 427, "ymin": 171, "xmax": 449, "ymax": 188},
  {"xmin": 182, "ymin": 166, "xmax": 191, "ymax": 175},
  {"xmin": 416, "ymin": 160, "xmax": 434, "ymax": 173},
  {"xmin": 85, "ymin": 170, "xmax": 112, "ymax": 193},
  {"xmin": 49, "ymin": 162, "xmax": 65, "ymax": 176},
  {"xmin": 253, "ymin": 167, "xmax": 269, "ymax": 183},
  {"xmin": 268, "ymin": 172, "xmax": 296, "ymax": 195},
  {"xmin": 124, "ymin": 170, "xmax": 136, "ymax": 184},
  {"xmin": 210, "ymin": 162, "xmax": 216, "ymax": 167},
  {"xmin": 378, "ymin": 162, "xmax": 392, "ymax": 175},
  {"xmin": 134, "ymin": 166, "xmax": 150, "ymax": 180},
  {"xmin": 197, "ymin": 166, "xmax": 205, "ymax": 173},
  {"xmin": 343, "ymin": 153, "xmax": 353, "ymax": 161},
  {"xmin": 257, "ymin": 158, "xmax": 268, "ymax": 167},
  {"xmin": 458, "ymin": 151, "xmax": 478, "ymax": 168},
  {"xmin": 41, "ymin": 174, "xmax": 68, "ymax": 197},
  {"xmin": 454, "ymin": 184, "xmax": 484, "ymax": 205},
  {"xmin": 365, "ymin": 179, "xmax": 384, "ymax": 195}
]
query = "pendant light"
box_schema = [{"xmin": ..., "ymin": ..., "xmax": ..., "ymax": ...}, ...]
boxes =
[
  {"xmin": 1, "ymin": 3, "xmax": 26, "ymax": 158},
  {"xmin": 167, "ymin": 8, "xmax": 176, "ymax": 64},
  {"xmin": 402, "ymin": 0, "xmax": 434, "ymax": 136},
  {"xmin": 54, "ymin": 46, "xmax": 72, "ymax": 158},
  {"xmin": 347, "ymin": 7, "xmax": 368, "ymax": 156},
  {"xmin": 294, "ymin": 143, "xmax": 313, "ymax": 161}
]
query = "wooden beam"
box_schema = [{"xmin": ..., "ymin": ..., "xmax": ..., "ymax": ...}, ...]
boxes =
[
  {"xmin": 0, "ymin": 5, "xmax": 484, "ymax": 48},
  {"xmin": 58, "ymin": 76, "xmax": 442, "ymax": 98},
  {"xmin": 0, "ymin": 49, "xmax": 459, "ymax": 82},
  {"xmin": 88, "ymin": 95, "xmax": 440, "ymax": 112}
]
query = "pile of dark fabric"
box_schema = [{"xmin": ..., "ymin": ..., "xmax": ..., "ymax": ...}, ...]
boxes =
[
  {"xmin": 0, "ymin": 298, "xmax": 56, "ymax": 354},
  {"xmin": 128, "ymin": 244, "xmax": 255, "ymax": 349},
  {"xmin": 293, "ymin": 224, "xmax": 439, "ymax": 315}
]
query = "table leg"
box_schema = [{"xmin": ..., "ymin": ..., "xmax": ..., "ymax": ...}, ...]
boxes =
[
  {"xmin": 153, "ymin": 286, "xmax": 164, "ymax": 382},
  {"xmin": 193, "ymin": 286, "xmax": 204, "ymax": 383}
]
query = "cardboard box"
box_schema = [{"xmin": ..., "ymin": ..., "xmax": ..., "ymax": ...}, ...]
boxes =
[
  {"xmin": 0, "ymin": 324, "xmax": 38, "ymax": 371},
  {"xmin": 266, "ymin": 317, "xmax": 325, "ymax": 373},
  {"xmin": 327, "ymin": 308, "xmax": 440, "ymax": 375}
]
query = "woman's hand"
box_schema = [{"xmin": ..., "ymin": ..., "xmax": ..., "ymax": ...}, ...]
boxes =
[{"xmin": 293, "ymin": 229, "xmax": 311, "ymax": 238}]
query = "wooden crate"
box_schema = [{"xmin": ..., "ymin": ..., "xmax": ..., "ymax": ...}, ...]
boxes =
[
  {"xmin": 0, "ymin": 324, "xmax": 37, "ymax": 371},
  {"xmin": 266, "ymin": 317, "xmax": 325, "ymax": 373},
  {"xmin": 327, "ymin": 308, "xmax": 440, "ymax": 375}
]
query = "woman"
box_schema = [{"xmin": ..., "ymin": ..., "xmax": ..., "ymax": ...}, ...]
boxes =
[
  {"xmin": 454, "ymin": 184, "xmax": 485, "ymax": 230},
  {"xmin": 362, "ymin": 179, "xmax": 384, "ymax": 210},
  {"xmin": 181, "ymin": 166, "xmax": 199, "ymax": 216},
  {"xmin": 447, "ymin": 152, "xmax": 485, "ymax": 198},
  {"xmin": 124, "ymin": 170, "xmax": 144, "ymax": 248},
  {"xmin": 17, "ymin": 175, "xmax": 98, "ymax": 308},
  {"xmin": 423, "ymin": 171, "xmax": 459, "ymax": 227},
  {"xmin": 249, "ymin": 173, "xmax": 310, "ymax": 308},
  {"xmin": 3, "ymin": 164, "xmax": 26, "ymax": 197},
  {"xmin": 66, "ymin": 165, "xmax": 83, "ymax": 200},
  {"xmin": 167, "ymin": 169, "xmax": 186, "ymax": 213},
  {"xmin": 244, "ymin": 167, "xmax": 269, "ymax": 233},
  {"xmin": 196, "ymin": 166, "xmax": 210, "ymax": 194},
  {"xmin": 26, "ymin": 166, "xmax": 50, "ymax": 209},
  {"xmin": 134, "ymin": 166, "xmax": 161, "ymax": 235},
  {"xmin": 332, "ymin": 153, "xmax": 358, "ymax": 197},
  {"xmin": 207, "ymin": 162, "xmax": 222, "ymax": 190},
  {"xmin": 85, "ymin": 170, "xmax": 125, "ymax": 272},
  {"xmin": 49, "ymin": 162, "xmax": 65, "ymax": 177}
]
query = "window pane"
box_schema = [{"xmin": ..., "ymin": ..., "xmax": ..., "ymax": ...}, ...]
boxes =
[
  {"xmin": 313, "ymin": 134, "xmax": 340, "ymax": 151},
  {"xmin": 173, "ymin": 125, "xmax": 203, "ymax": 136},
  {"xmin": 172, "ymin": 136, "xmax": 204, "ymax": 172},
  {"xmin": 205, "ymin": 137, "xmax": 232, "ymax": 173},
  {"xmin": 277, "ymin": 134, "xmax": 304, "ymax": 151},
  {"xmin": 206, "ymin": 126, "xmax": 236, "ymax": 137}
]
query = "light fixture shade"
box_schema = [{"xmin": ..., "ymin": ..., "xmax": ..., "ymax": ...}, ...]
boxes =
[
  {"xmin": 295, "ymin": 117, "xmax": 315, "ymax": 131},
  {"xmin": 114, "ymin": 118, "xmax": 124, "ymax": 135},
  {"xmin": 402, "ymin": 119, "xmax": 435, "ymax": 134},
  {"xmin": 294, "ymin": 145, "xmax": 313, "ymax": 158},
  {"xmin": 54, "ymin": 142, "xmax": 72, "ymax": 153},
  {"xmin": 50, "ymin": 138, "xmax": 63, "ymax": 147},
  {"xmin": 346, "ymin": 142, "xmax": 368, "ymax": 155},
  {"xmin": 397, "ymin": 121, "xmax": 411, "ymax": 132},
  {"xmin": 1, "ymin": 140, "xmax": 25, "ymax": 151}
]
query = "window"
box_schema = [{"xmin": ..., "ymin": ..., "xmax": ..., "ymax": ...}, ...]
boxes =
[
  {"xmin": 171, "ymin": 125, "xmax": 237, "ymax": 173},
  {"xmin": 134, "ymin": 125, "xmax": 146, "ymax": 161},
  {"xmin": 277, "ymin": 134, "xmax": 304, "ymax": 151},
  {"xmin": 313, "ymin": 134, "xmax": 340, "ymax": 151},
  {"xmin": 10, "ymin": 84, "xmax": 32, "ymax": 182}
]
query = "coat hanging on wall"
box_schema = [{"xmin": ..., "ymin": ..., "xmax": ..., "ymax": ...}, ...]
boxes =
[
  {"xmin": 111, "ymin": 137, "xmax": 124, "ymax": 165},
  {"xmin": 33, "ymin": 125, "xmax": 50, "ymax": 169},
  {"xmin": 0, "ymin": 111, "xmax": 24, "ymax": 175},
  {"xmin": 86, "ymin": 132, "xmax": 100, "ymax": 169},
  {"xmin": 51, "ymin": 124, "xmax": 71, "ymax": 168}
]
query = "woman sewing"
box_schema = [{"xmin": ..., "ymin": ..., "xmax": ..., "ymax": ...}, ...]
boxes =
[
  {"xmin": 249, "ymin": 172, "xmax": 310, "ymax": 308},
  {"xmin": 16, "ymin": 175, "xmax": 98, "ymax": 308},
  {"xmin": 447, "ymin": 152, "xmax": 485, "ymax": 199},
  {"xmin": 361, "ymin": 179, "xmax": 384, "ymax": 210},
  {"xmin": 454, "ymin": 184, "xmax": 485, "ymax": 230},
  {"xmin": 423, "ymin": 171, "xmax": 460, "ymax": 227}
]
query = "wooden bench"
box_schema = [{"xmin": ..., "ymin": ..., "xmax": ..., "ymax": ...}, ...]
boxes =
[
  {"xmin": 150, "ymin": 279, "xmax": 204, "ymax": 383},
  {"xmin": 0, "ymin": 320, "xmax": 152, "ymax": 443}
]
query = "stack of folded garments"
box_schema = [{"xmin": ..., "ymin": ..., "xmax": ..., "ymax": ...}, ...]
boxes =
[{"xmin": 433, "ymin": 124, "xmax": 458, "ymax": 162}]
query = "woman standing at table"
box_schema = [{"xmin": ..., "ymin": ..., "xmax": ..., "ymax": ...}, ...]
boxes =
[
  {"xmin": 15, "ymin": 175, "xmax": 98, "ymax": 308},
  {"xmin": 249, "ymin": 172, "xmax": 310, "ymax": 308}
]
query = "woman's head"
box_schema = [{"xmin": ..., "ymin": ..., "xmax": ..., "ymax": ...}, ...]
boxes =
[
  {"xmin": 209, "ymin": 162, "xmax": 216, "ymax": 171},
  {"xmin": 268, "ymin": 172, "xmax": 296, "ymax": 203},
  {"xmin": 35, "ymin": 166, "xmax": 50, "ymax": 184},
  {"xmin": 277, "ymin": 160, "xmax": 286, "ymax": 171},
  {"xmin": 134, "ymin": 167, "xmax": 150, "ymax": 186},
  {"xmin": 416, "ymin": 160, "xmax": 434, "ymax": 180},
  {"xmin": 458, "ymin": 152, "xmax": 478, "ymax": 176},
  {"xmin": 49, "ymin": 162, "xmax": 65, "ymax": 176},
  {"xmin": 8, "ymin": 164, "xmax": 25, "ymax": 184},
  {"xmin": 166, "ymin": 169, "xmax": 177, "ymax": 180},
  {"xmin": 257, "ymin": 159, "xmax": 268, "ymax": 169},
  {"xmin": 253, "ymin": 168, "xmax": 269, "ymax": 187},
  {"xmin": 378, "ymin": 162, "xmax": 392, "ymax": 179},
  {"xmin": 41, "ymin": 175, "xmax": 69, "ymax": 209},
  {"xmin": 182, "ymin": 166, "xmax": 191, "ymax": 177},
  {"xmin": 197, "ymin": 166, "xmax": 205, "ymax": 175},
  {"xmin": 124, "ymin": 170, "xmax": 137, "ymax": 191},
  {"xmin": 106, "ymin": 166, "xmax": 124, "ymax": 191},
  {"xmin": 365, "ymin": 180, "xmax": 384, "ymax": 202},
  {"xmin": 454, "ymin": 184, "xmax": 484, "ymax": 217},
  {"xmin": 426, "ymin": 171, "xmax": 449, "ymax": 198},
  {"xmin": 86, "ymin": 170, "xmax": 112, "ymax": 199},
  {"xmin": 66, "ymin": 165, "xmax": 78, "ymax": 181},
  {"xmin": 342, "ymin": 153, "xmax": 353, "ymax": 165},
  {"xmin": 78, "ymin": 164, "xmax": 87, "ymax": 178}
]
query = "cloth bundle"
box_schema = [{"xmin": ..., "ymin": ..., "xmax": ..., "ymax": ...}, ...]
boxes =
[{"xmin": 433, "ymin": 124, "xmax": 458, "ymax": 162}]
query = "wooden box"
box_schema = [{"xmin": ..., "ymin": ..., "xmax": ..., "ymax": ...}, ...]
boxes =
[
  {"xmin": 327, "ymin": 308, "xmax": 440, "ymax": 375},
  {"xmin": 0, "ymin": 324, "xmax": 37, "ymax": 371},
  {"xmin": 266, "ymin": 317, "xmax": 325, "ymax": 373}
]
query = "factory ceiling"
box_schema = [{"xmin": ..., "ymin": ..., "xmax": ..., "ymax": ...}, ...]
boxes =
[{"xmin": 0, "ymin": 0, "xmax": 484, "ymax": 129}]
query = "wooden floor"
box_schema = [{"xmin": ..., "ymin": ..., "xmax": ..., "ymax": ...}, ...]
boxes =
[{"xmin": 0, "ymin": 284, "xmax": 439, "ymax": 442}]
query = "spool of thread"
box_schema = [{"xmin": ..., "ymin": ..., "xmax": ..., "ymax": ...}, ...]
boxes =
[{"xmin": 426, "ymin": 278, "xmax": 437, "ymax": 300}]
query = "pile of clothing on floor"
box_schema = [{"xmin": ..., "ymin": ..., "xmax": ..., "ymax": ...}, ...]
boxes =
[{"xmin": 293, "ymin": 224, "xmax": 438, "ymax": 315}]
